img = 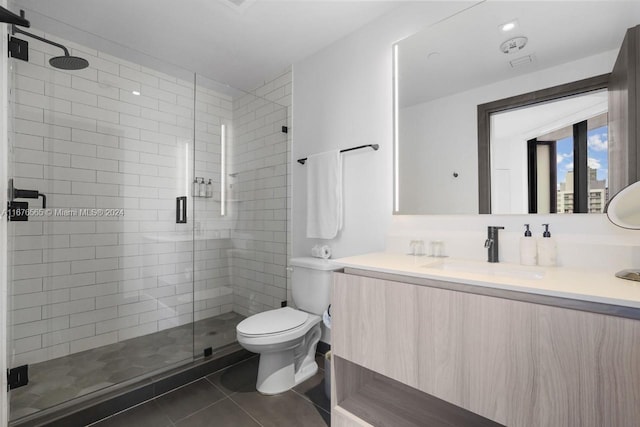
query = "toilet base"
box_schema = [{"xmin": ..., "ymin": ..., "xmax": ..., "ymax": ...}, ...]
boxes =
[{"xmin": 255, "ymin": 324, "xmax": 321, "ymax": 395}]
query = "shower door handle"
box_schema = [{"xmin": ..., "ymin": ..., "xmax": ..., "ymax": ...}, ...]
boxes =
[{"xmin": 176, "ymin": 196, "xmax": 187, "ymax": 223}]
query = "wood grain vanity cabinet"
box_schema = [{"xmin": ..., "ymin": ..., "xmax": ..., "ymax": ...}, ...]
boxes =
[{"xmin": 331, "ymin": 270, "xmax": 640, "ymax": 427}]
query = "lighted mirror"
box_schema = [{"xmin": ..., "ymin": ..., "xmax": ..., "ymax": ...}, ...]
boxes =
[{"xmin": 394, "ymin": 1, "xmax": 640, "ymax": 214}]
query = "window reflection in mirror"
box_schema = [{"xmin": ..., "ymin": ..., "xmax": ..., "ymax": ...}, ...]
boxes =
[{"xmin": 490, "ymin": 90, "xmax": 609, "ymax": 214}]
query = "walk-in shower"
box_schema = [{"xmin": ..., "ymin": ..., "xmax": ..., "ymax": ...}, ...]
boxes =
[{"xmin": 4, "ymin": 7, "xmax": 289, "ymax": 424}]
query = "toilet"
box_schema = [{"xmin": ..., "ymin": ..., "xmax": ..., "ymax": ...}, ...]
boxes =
[{"xmin": 236, "ymin": 257, "xmax": 339, "ymax": 395}]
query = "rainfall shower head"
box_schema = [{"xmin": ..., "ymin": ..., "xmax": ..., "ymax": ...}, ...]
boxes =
[
  {"xmin": 49, "ymin": 55, "xmax": 89, "ymax": 70},
  {"xmin": 12, "ymin": 25, "xmax": 90, "ymax": 70}
]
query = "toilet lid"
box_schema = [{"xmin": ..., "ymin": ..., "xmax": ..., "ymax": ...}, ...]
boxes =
[{"xmin": 237, "ymin": 307, "xmax": 308, "ymax": 336}]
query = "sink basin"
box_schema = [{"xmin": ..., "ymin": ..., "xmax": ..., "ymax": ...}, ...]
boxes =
[{"xmin": 423, "ymin": 259, "xmax": 545, "ymax": 280}]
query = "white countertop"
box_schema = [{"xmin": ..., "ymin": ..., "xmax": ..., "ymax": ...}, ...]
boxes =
[{"xmin": 333, "ymin": 252, "xmax": 640, "ymax": 309}]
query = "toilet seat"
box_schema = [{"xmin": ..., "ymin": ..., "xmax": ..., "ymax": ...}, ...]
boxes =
[{"xmin": 237, "ymin": 307, "xmax": 308, "ymax": 337}]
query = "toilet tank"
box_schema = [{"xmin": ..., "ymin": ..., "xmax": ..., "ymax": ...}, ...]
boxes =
[{"xmin": 290, "ymin": 257, "xmax": 340, "ymax": 315}]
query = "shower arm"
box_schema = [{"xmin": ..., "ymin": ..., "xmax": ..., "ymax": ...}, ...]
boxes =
[{"xmin": 12, "ymin": 25, "xmax": 70, "ymax": 56}]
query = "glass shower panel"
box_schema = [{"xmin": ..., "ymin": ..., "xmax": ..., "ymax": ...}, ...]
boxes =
[
  {"xmin": 191, "ymin": 75, "xmax": 239, "ymax": 357},
  {"xmin": 229, "ymin": 92, "xmax": 289, "ymax": 318},
  {"xmin": 191, "ymin": 74, "xmax": 290, "ymax": 361},
  {"xmin": 6, "ymin": 21, "xmax": 196, "ymax": 421}
]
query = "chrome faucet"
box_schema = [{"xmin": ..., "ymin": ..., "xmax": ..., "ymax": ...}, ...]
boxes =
[{"xmin": 485, "ymin": 226, "xmax": 504, "ymax": 263}]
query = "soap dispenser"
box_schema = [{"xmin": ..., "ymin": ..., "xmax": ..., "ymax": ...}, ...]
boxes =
[
  {"xmin": 192, "ymin": 178, "xmax": 200, "ymax": 197},
  {"xmin": 520, "ymin": 224, "xmax": 537, "ymax": 266},
  {"xmin": 206, "ymin": 179, "xmax": 213, "ymax": 198},
  {"xmin": 537, "ymin": 224, "xmax": 557, "ymax": 266},
  {"xmin": 199, "ymin": 178, "xmax": 207, "ymax": 197}
]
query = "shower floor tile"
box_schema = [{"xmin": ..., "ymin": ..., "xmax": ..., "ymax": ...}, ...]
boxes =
[
  {"xmin": 92, "ymin": 353, "xmax": 331, "ymax": 427},
  {"xmin": 9, "ymin": 312, "xmax": 245, "ymax": 421}
]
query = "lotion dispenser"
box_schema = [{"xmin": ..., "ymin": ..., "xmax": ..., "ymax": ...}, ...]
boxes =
[
  {"xmin": 537, "ymin": 224, "xmax": 557, "ymax": 266},
  {"xmin": 206, "ymin": 179, "xmax": 213, "ymax": 198},
  {"xmin": 520, "ymin": 224, "xmax": 537, "ymax": 266},
  {"xmin": 199, "ymin": 178, "xmax": 207, "ymax": 197}
]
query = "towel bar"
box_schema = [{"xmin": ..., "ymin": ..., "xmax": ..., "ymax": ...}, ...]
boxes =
[{"xmin": 297, "ymin": 144, "xmax": 379, "ymax": 165}]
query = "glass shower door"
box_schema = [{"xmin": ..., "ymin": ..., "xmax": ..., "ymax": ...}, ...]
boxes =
[
  {"xmin": 190, "ymin": 75, "xmax": 290, "ymax": 361},
  {"xmin": 5, "ymin": 23, "xmax": 196, "ymax": 421}
]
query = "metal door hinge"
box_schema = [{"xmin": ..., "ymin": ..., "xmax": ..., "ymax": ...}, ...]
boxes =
[{"xmin": 7, "ymin": 365, "xmax": 29, "ymax": 391}]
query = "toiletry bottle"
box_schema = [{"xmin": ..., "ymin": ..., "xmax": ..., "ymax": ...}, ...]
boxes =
[
  {"xmin": 192, "ymin": 178, "xmax": 200, "ymax": 197},
  {"xmin": 206, "ymin": 179, "xmax": 213, "ymax": 198},
  {"xmin": 520, "ymin": 224, "xmax": 537, "ymax": 266},
  {"xmin": 537, "ymin": 224, "xmax": 557, "ymax": 266},
  {"xmin": 199, "ymin": 178, "xmax": 207, "ymax": 197}
]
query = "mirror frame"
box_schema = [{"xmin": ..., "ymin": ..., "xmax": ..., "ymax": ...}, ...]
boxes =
[{"xmin": 476, "ymin": 73, "xmax": 611, "ymax": 214}]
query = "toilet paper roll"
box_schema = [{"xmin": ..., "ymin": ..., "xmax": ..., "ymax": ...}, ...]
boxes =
[
  {"xmin": 311, "ymin": 245, "xmax": 331, "ymax": 259},
  {"xmin": 322, "ymin": 305, "xmax": 332, "ymax": 329},
  {"xmin": 320, "ymin": 245, "xmax": 331, "ymax": 259}
]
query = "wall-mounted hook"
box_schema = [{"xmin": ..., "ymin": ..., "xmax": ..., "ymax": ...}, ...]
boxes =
[{"xmin": 453, "ymin": 172, "xmax": 459, "ymax": 178}]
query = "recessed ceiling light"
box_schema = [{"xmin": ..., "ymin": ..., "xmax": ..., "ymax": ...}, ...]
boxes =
[
  {"xmin": 499, "ymin": 20, "xmax": 518, "ymax": 32},
  {"xmin": 132, "ymin": 90, "xmax": 141, "ymax": 96}
]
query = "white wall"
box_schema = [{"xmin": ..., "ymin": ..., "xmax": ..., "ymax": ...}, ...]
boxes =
[
  {"xmin": 386, "ymin": 214, "xmax": 640, "ymax": 272},
  {"xmin": 400, "ymin": 97, "xmax": 478, "ymax": 214},
  {"xmin": 292, "ymin": 2, "xmax": 476, "ymax": 259}
]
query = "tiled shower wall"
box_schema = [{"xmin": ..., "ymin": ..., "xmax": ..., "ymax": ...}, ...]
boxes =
[
  {"xmin": 192, "ymin": 80, "xmax": 236, "ymax": 324},
  {"xmin": 8, "ymin": 30, "xmax": 235, "ymax": 366},
  {"xmin": 230, "ymin": 69, "xmax": 291, "ymax": 316}
]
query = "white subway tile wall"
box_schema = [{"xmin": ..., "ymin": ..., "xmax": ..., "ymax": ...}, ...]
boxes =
[
  {"xmin": 229, "ymin": 68, "xmax": 291, "ymax": 317},
  {"xmin": 8, "ymin": 30, "xmax": 290, "ymax": 366}
]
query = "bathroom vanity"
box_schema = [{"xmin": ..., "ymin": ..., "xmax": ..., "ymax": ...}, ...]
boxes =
[{"xmin": 330, "ymin": 253, "xmax": 640, "ymax": 427}]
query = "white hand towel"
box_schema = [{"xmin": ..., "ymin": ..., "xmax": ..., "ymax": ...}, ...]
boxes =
[{"xmin": 306, "ymin": 150, "xmax": 342, "ymax": 239}]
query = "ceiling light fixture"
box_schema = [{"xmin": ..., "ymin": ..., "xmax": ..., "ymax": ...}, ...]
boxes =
[
  {"xmin": 132, "ymin": 90, "xmax": 140, "ymax": 96},
  {"xmin": 499, "ymin": 20, "xmax": 518, "ymax": 32}
]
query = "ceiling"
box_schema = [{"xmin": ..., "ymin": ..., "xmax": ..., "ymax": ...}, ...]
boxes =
[
  {"xmin": 399, "ymin": 1, "xmax": 640, "ymax": 108},
  {"xmin": 11, "ymin": 0, "xmax": 402, "ymax": 92},
  {"xmin": 492, "ymin": 90, "xmax": 608, "ymax": 142}
]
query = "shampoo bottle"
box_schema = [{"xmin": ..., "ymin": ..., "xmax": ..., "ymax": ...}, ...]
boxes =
[
  {"xmin": 192, "ymin": 178, "xmax": 200, "ymax": 197},
  {"xmin": 520, "ymin": 224, "xmax": 537, "ymax": 266},
  {"xmin": 206, "ymin": 179, "xmax": 213, "ymax": 198},
  {"xmin": 537, "ymin": 224, "xmax": 557, "ymax": 266},
  {"xmin": 199, "ymin": 178, "xmax": 207, "ymax": 197}
]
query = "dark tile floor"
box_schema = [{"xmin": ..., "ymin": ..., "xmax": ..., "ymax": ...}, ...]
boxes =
[
  {"xmin": 11, "ymin": 312, "xmax": 245, "ymax": 420},
  {"xmin": 90, "ymin": 354, "xmax": 331, "ymax": 427}
]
